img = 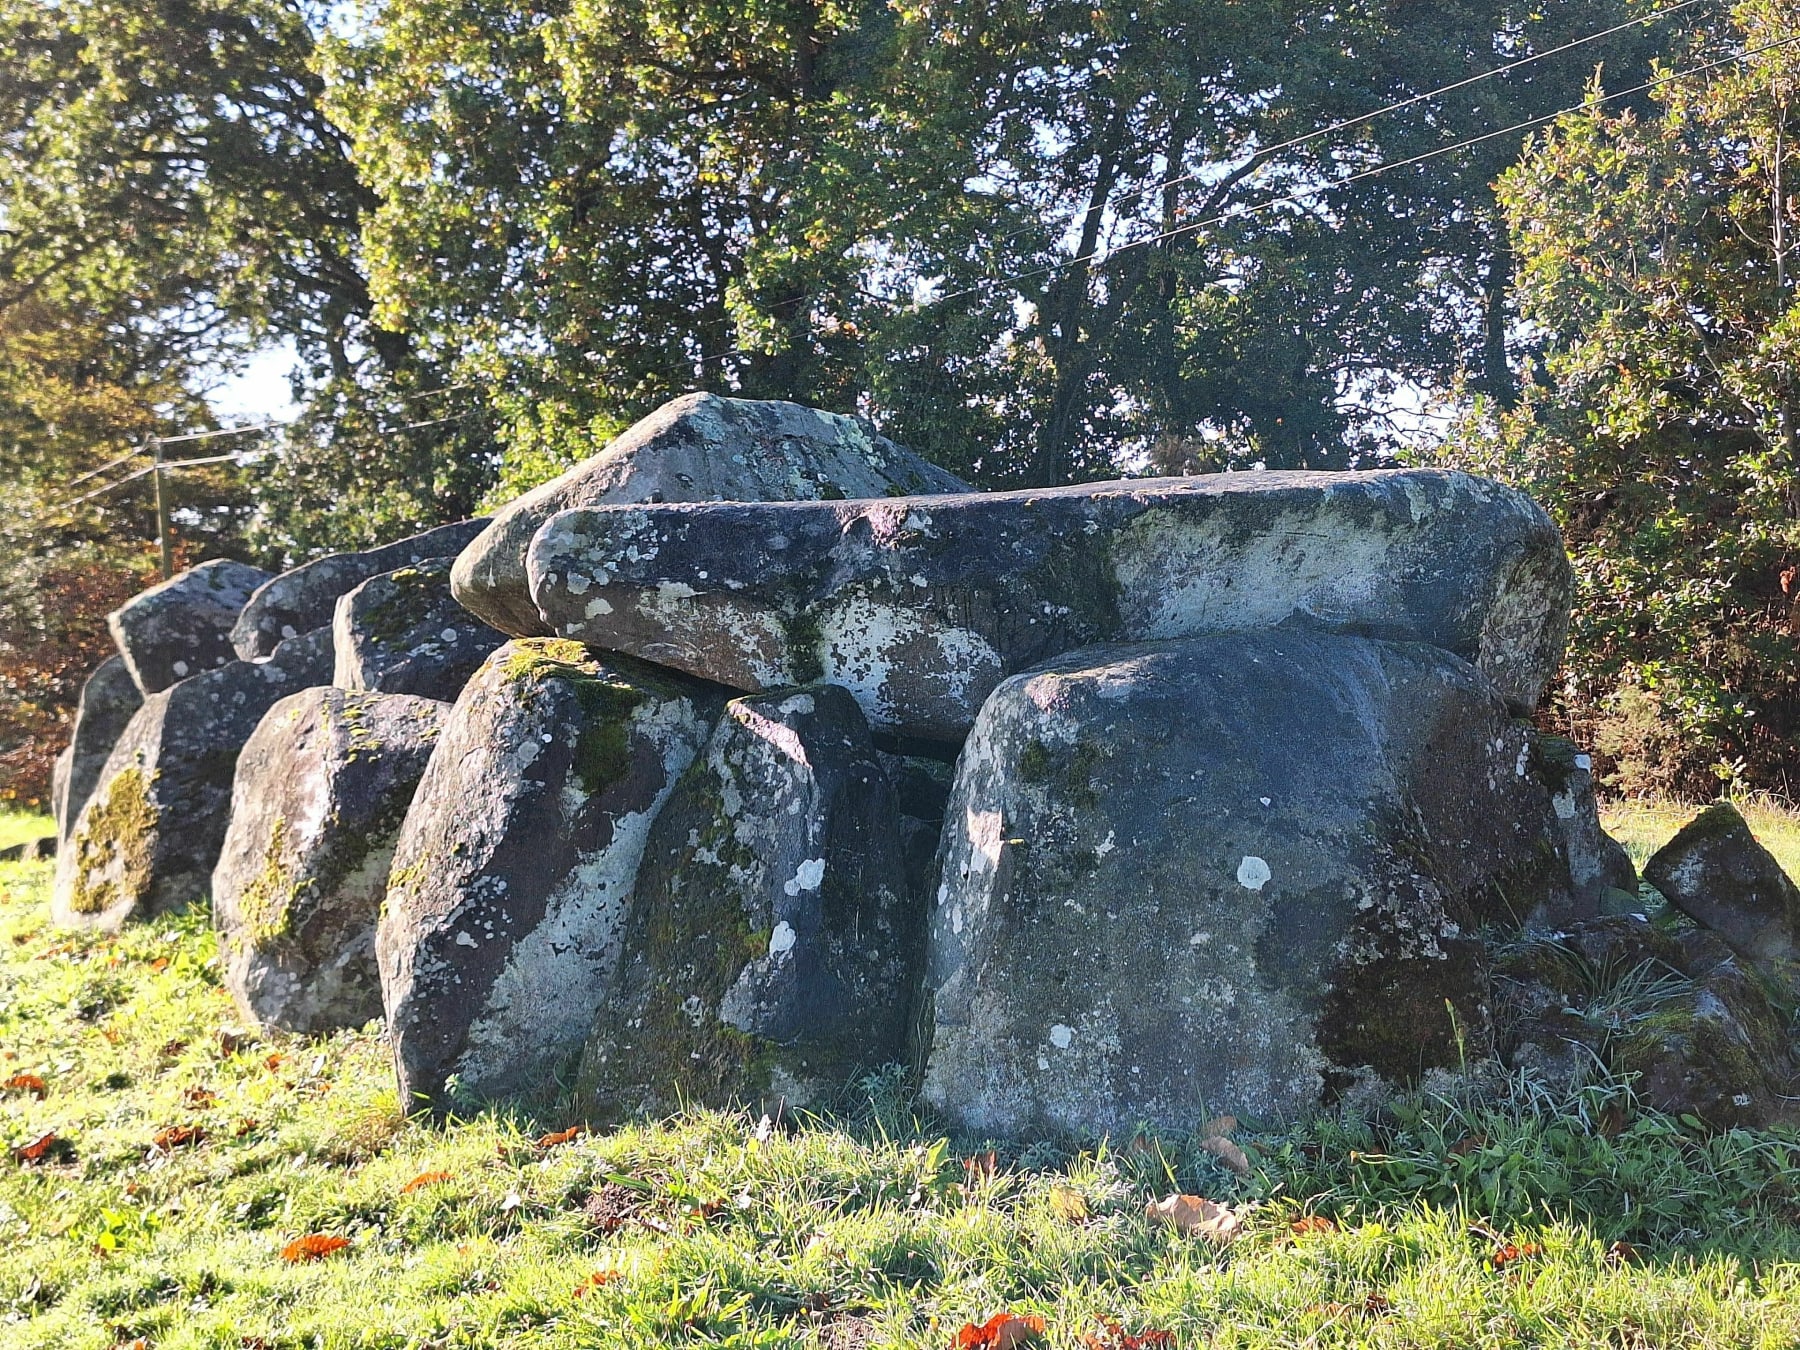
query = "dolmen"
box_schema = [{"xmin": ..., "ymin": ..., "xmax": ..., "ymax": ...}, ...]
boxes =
[{"xmin": 58, "ymin": 390, "xmax": 1798, "ymax": 1134}]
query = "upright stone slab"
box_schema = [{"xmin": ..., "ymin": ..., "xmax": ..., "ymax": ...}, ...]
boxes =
[
  {"xmin": 109, "ymin": 559, "xmax": 272, "ymax": 695},
  {"xmin": 453, "ymin": 392, "xmax": 973, "ymax": 637},
  {"xmin": 214, "ymin": 688, "xmax": 447, "ymax": 1035},
  {"xmin": 1532, "ymin": 734, "xmax": 1637, "ymax": 917},
  {"xmin": 232, "ymin": 518, "xmax": 490, "ymax": 660},
  {"xmin": 1645, "ymin": 803, "xmax": 1800, "ymax": 995},
  {"xmin": 54, "ymin": 655, "xmax": 143, "ymax": 842},
  {"xmin": 51, "ymin": 629, "xmax": 333, "ymax": 930},
  {"xmin": 378, "ymin": 639, "xmax": 720, "ymax": 1109},
  {"xmin": 530, "ymin": 469, "xmax": 1571, "ymax": 739},
  {"xmin": 50, "ymin": 748, "xmax": 72, "ymax": 838},
  {"xmin": 920, "ymin": 631, "xmax": 1573, "ymax": 1137},
  {"xmin": 332, "ymin": 557, "xmax": 506, "ymax": 702},
  {"xmin": 580, "ymin": 685, "xmax": 917, "ymax": 1118}
]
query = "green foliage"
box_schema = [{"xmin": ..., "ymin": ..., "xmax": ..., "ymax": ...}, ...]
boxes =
[{"xmin": 1443, "ymin": 2, "xmax": 1800, "ymax": 797}]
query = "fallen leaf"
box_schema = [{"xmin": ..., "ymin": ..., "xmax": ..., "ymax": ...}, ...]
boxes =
[
  {"xmin": 1082, "ymin": 1322, "xmax": 1175, "ymax": 1349},
  {"xmin": 182, "ymin": 1087, "xmax": 217, "ymax": 1109},
  {"xmin": 150, "ymin": 1125, "xmax": 205, "ymax": 1151},
  {"xmin": 3, "ymin": 1072, "xmax": 46, "ymax": 1099},
  {"xmin": 1198, "ymin": 1134, "xmax": 1250, "ymax": 1176},
  {"xmin": 956, "ymin": 1312, "xmax": 1045, "ymax": 1348},
  {"xmin": 1449, "ymin": 1133, "xmax": 1488, "ymax": 1156},
  {"xmin": 281, "ymin": 1234, "xmax": 351, "ymax": 1263},
  {"xmin": 101, "ymin": 1027, "xmax": 122, "ymax": 1045},
  {"xmin": 1198, "ymin": 1114, "xmax": 1237, "ymax": 1140},
  {"xmin": 233, "ymin": 1118, "xmax": 259, "ymax": 1138},
  {"xmin": 401, "ymin": 1170, "xmax": 451, "ymax": 1194},
  {"xmin": 1146, "ymin": 1194, "xmax": 1241, "ymax": 1242},
  {"xmin": 113, "ymin": 1339, "xmax": 148, "ymax": 1350},
  {"xmin": 149, "ymin": 957, "xmax": 170, "ymax": 972},
  {"xmin": 14, "ymin": 1131, "xmax": 67, "ymax": 1164},
  {"xmin": 1307, "ymin": 1293, "xmax": 1392, "ymax": 1320},
  {"xmin": 964, "ymin": 1150, "xmax": 998, "ymax": 1182},
  {"xmin": 1289, "ymin": 1214, "xmax": 1335, "ymax": 1237},
  {"xmin": 158, "ymin": 1039, "xmax": 187, "ymax": 1058},
  {"xmin": 263, "ymin": 1053, "xmax": 284, "ymax": 1071},
  {"xmin": 536, "ymin": 1125, "xmax": 581, "ymax": 1149},
  {"xmin": 1048, "ymin": 1186, "xmax": 1090, "ymax": 1222},
  {"xmin": 1491, "ymin": 1241, "xmax": 1542, "ymax": 1270},
  {"xmin": 573, "ymin": 1270, "xmax": 621, "ymax": 1297},
  {"xmin": 216, "ymin": 1028, "xmax": 249, "ymax": 1056},
  {"xmin": 1604, "ymin": 1240, "xmax": 1641, "ymax": 1267}
]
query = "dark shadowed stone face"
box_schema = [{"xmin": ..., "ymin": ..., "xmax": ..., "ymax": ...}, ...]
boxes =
[
  {"xmin": 377, "ymin": 639, "xmax": 723, "ymax": 1111},
  {"xmin": 108, "ymin": 559, "xmax": 272, "ymax": 695},
  {"xmin": 579, "ymin": 684, "xmax": 920, "ymax": 1120},
  {"xmin": 331, "ymin": 557, "xmax": 507, "ymax": 703},
  {"xmin": 54, "ymin": 655, "xmax": 143, "ymax": 843},
  {"xmin": 451, "ymin": 391, "xmax": 974, "ymax": 638},
  {"xmin": 527, "ymin": 468, "xmax": 1572, "ymax": 740},
  {"xmin": 919, "ymin": 630, "xmax": 1572, "ymax": 1138},
  {"xmin": 214, "ymin": 687, "xmax": 446, "ymax": 1035}
]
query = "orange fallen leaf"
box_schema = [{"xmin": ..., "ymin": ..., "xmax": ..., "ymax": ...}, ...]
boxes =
[
  {"xmin": 3, "ymin": 1072, "xmax": 46, "ymax": 1099},
  {"xmin": 1491, "ymin": 1241, "xmax": 1541, "ymax": 1269},
  {"xmin": 1048, "ymin": 1186, "xmax": 1090, "ymax": 1222},
  {"xmin": 182, "ymin": 1087, "xmax": 217, "ymax": 1109},
  {"xmin": 13, "ymin": 1131, "xmax": 65, "ymax": 1164},
  {"xmin": 1290, "ymin": 1214, "xmax": 1335, "ymax": 1237},
  {"xmin": 1198, "ymin": 1134, "xmax": 1251, "ymax": 1176},
  {"xmin": 401, "ymin": 1170, "xmax": 451, "ymax": 1194},
  {"xmin": 149, "ymin": 957, "xmax": 170, "ymax": 972},
  {"xmin": 1146, "ymin": 1194, "xmax": 1241, "ymax": 1242},
  {"xmin": 1604, "ymin": 1240, "xmax": 1641, "ymax": 1266},
  {"xmin": 1082, "ymin": 1322, "xmax": 1175, "ymax": 1349},
  {"xmin": 101, "ymin": 1027, "xmax": 122, "ymax": 1044},
  {"xmin": 234, "ymin": 1118, "xmax": 259, "ymax": 1138},
  {"xmin": 113, "ymin": 1339, "xmax": 148, "ymax": 1350},
  {"xmin": 151, "ymin": 1125, "xmax": 205, "ymax": 1151},
  {"xmin": 573, "ymin": 1269, "xmax": 621, "ymax": 1296},
  {"xmin": 956, "ymin": 1312, "xmax": 1046, "ymax": 1348},
  {"xmin": 536, "ymin": 1125, "xmax": 582, "ymax": 1149},
  {"xmin": 263, "ymin": 1053, "xmax": 284, "ymax": 1071},
  {"xmin": 159, "ymin": 1039, "xmax": 187, "ymax": 1058},
  {"xmin": 281, "ymin": 1234, "xmax": 351, "ymax": 1262},
  {"xmin": 964, "ymin": 1150, "xmax": 998, "ymax": 1181},
  {"xmin": 1449, "ymin": 1133, "xmax": 1488, "ymax": 1156}
]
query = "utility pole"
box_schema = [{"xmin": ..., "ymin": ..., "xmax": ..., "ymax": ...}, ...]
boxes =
[
  {"xmin": 150, "ymin": 435, "xmax": 172, "ymax": 580},
  {"xmin": 1778, "ymin": 104, "xmax": 1795, "ymax": 475}
]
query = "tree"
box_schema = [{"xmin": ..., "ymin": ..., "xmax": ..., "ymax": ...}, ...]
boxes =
[{"xmin": 1447, "ymin": 0, "xmax": 1800, "ymax": 796}]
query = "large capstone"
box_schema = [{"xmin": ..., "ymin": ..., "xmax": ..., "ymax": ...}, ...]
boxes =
[
  {"xmin": 1645, "ymin": 802, "xmax": 1800, "ymax": 996},
  {"xmin": 231, "ymin": 517, "xmax": 490, "ymax": 660},
  {"xmin": 53, "ymin": 655, "xmax": 143, "ymax": 842},
  {"xmin": 214, "ymin": 688, "xmax": 447, "ymax": 1035},
  {"xmin": 529, "ymin": 469, "xmax": 1571, "ymax": 740},
  {"xmin": 919, "ymin": 631, "xmax": 1573, "ymax": 1137},
  {"xmin": 453, "ymin": 392, "xmax": 973, "ymax": 638},
  {"xmin": 332, "ymin": 557, "xmax": 507, "ymax": 702},
  {"xmin": 109, "ymin": 559, "xmax": 272, "ymax": 695},
  {"xmin": 51, "ymin": 629, "xmax": 335, "ymax": 930},
  {"xmin": 377, "ymin": 639, "xmax": 720, "ymax": 1110},
  {"xmin": 579, "ymin": 684, "xmax": 918, "ymax": 1119}
]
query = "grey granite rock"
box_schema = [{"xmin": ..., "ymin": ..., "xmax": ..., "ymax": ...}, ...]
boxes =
[
  {"xmin": 332, "ymin": 557, "xmax": 506, "ymax": 702},
  {"xmin": 109, "ymin": 559, "xmax": 272, "ymax": 695}
]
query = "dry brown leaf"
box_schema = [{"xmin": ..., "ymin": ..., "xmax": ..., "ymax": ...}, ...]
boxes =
[
  {"xmin": 150, "ymin": 1125, "xmax": 205, "ymax": 1151},
  {"xmin": 536, "ymin": 1125, "xmax": 582, "ymax": 1149},
  {"xmin": 3, "ymin": 1072, "xmax": 46, "ymax": 1099},
  {"xmin": 1289, "ymin": 1214, "xmax": 1336, "ymax": 1237},
  {"xmin": 281, "ymin": 1234, "xmax": 351, "ymax": 1262},
  {"xmin": 14, "ymin": 1131, "xmax": 64, "ymax": 1164},
  {"xmin": 1048, "ymin": 1186, "xmax": 1090, "ymax": 1222},
  {"xmin": 1198, "ymin": 1114, "xmax": 1237, "ymax": 1139},
  {"xmin": 401, "ymin": 1170, "xmax": 451, "ymax": 1194},
  {"xmin": 573, "ymin": 1270, "xmax": 621, "ymax": 1297},
  {"xmin": 182, "ymin": 1087, "xmax": 217, "ymax": 1109},
  {"xmin": 1146, "ymin": 1193, "xmax": 1241, "ymax": 1242},
  {"xmin": 956, "ymin": 1312, "xmax": 1046, "ymax": 1348},
  {"xmin": 1198, "ymin": 1134, "xmax": 1250, "ymax": 1176}
]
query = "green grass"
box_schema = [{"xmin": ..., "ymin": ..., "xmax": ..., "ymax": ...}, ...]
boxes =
[
  {"xmin": 9, "ymin": 835, "xmax": 1800, "ymax": 1346},
  {"xmin": 1601, "ymin": 796, "xmax": 1800, "ymax": 880},
  {"xmin": 0, "ymin": 809, "xmax": 55, "ymax": 852}
]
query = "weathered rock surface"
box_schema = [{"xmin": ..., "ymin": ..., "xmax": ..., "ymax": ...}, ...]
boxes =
[
  {"xmin": 454, "ymin": 392, "xmax": 973, "ymax": 637},
  {"xmin": 51, "ymin": 628, "xmax": 334, "ymax": 930},
  {"xmin": 53, "ymin": 655, "xmax": 144, "ymax": 842},
  {"xmin": 1533, "ymin": 735, "xmax": 1637, "ymax": 918},
  {"xmin": 530, "ymin": 469, "xmax": 1571, "ymax": 740},
  {"xmin": 214, "ymin": 688, "xmax": 447, "ymax": 1035},
  {"xmin": 232, "ymin": 518, "xmax": 490, "ymax": 660},
  {"xmin": 378, "ymin": 639, "xmax": 720, "ymax": 1109},
  {"xmin": 580, "ymin": 685, "xmax": 918, "ymax": 1118},
  {"xmin": 1644, "ymin": 803, "xmax": 1800, "ymax": 995},
  {"xmin": 918, "ymin": 631, "xmax": 1573, "ymax": 1137},
  {"xmin": 110, "ymin": 559, "xmax": 272, "ymax": 695},
  {"xmin": 50, "ymin": 748, "xmax": 72, "ymax": 838},
  {"xmin": 1495, "ymin": 916, "xmax": 1798, "ymax": 1128},
  {"xmin": 332, "ymin": 557, "xmax": 507, "ymax": 702},
  {"xmin": 0, "ymin": 836, "xmax": 55, "ymax": 863}
]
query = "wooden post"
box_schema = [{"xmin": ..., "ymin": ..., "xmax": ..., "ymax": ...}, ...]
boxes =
[{"xmin": 151, "ymin": 436, "xmax": 172, "ymax": 580}]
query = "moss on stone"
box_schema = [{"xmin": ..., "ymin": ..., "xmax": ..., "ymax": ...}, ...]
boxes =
[
  {"xmin": 67, "ymin": 766, "xmax": 158, "ymax": 916},
  {"xmin": 501, "ymin": 639, "xmax": 650, "ymax": 797},
  {"xmin": 781, "ymin": 610, "xmax": 826, "ymax": 686},
  {"xmin": 1015, "ymin": 737, "xmax": 1102, "ymax": 808},
  {"xmin": 1528, "ymin": 732, "xmax": 1581, "ymax": 794},
  {"xmin": 236, "ymin": 816, "xmax": 313, "ymax": 945}
]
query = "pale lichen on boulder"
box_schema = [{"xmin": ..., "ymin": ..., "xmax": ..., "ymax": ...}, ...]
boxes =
[
  {"xmin": 214, "ymin": 687, "xmax": 446, "ymax": 1035},
  {"xmin": 529, "ymin": 468, "xmax": 1571, "ymax": 740},
  {"xmin": 452, "ymin": 391, "xmax": 973, "ymax": 638},
  {"xmin": 377, "ymin": 638, "xmax": 721, "ymax": 1110},
  {"xmin": 109, "ymin": 558, "xmax": 272, "ymax": 695},
  {"xmin": 332, "ymin": 556, "xmax": 506, "ymax": 702},
  {"xmin": 580, "ymin": 684, "xmax": 918, "ymax": 1118}
]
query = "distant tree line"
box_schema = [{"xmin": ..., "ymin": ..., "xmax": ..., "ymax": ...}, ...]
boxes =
[{"xmin": 1, "ymin": 0, "xmax": 1794, "ymax": 802}]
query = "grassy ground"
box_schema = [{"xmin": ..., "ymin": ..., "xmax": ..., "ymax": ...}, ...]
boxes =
[
  {"xmin": 0, "ymin": 808, "xmax": 55, "ymax": 852},
  {"xmin": 1600, "ymin": 796, "xmax": 1800, "ymax": 879},
  {"xmin": 9, "ymin": 817, "xmax": 1800, "ymax": 1347}
]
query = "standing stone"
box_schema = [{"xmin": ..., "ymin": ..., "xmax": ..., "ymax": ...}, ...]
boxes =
[
  {"xmin": 109, "ymin": 559, "xmax": 272, "ymax": 695},
  {"xmin": 580, "ymin": 685, "xmax": 918, "ymax": 1118},
  {"xmin": 452, "ymin": 392, "xmax": 973, "ymax": 638},
  {"xmin": 529, "ymin": 468, "xmax": 1571, "ymax": 739},
  {"xmin": 1532, "ymin": 734, "xmax": 1637, "ymax": 917},
  {"xmin": 920, "ymin": 631, "xmax": 1573, "ymax": 1138},
  {"xmin": 51, "ymin": 747, "xmax": 72, "ymax": 838},
  {"xmin": 53, "ymin": 655, "xmax": 144, "ymax": 842},
  {"xmin": 378, "ymin": 639, "xmax": 720, "ymax": 1109},
  {"xmin": 214, "ymin": 688, "xmax": 447, "ymax": 1035},
  {"xmin": 51, "ymin": 629, "xmax": 333, "ymax": 930},
  {"xmin": 1645, "ymin": 803, "xmax": 1800, "ymax": 996},
  {"xmin": 231, "ymin": 518, "xmax": 490, "ymax": 660},
  {"xmin": 332, "ymin": 557, "xmax": 507, "ymax": 702}
]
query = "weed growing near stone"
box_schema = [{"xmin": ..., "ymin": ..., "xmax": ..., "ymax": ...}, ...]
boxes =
[{"xmin": 7, "ymin": 833, "xmax": 1800, "ymax": 1348}]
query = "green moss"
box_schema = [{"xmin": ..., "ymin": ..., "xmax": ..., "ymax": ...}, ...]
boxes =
[
  {"xmin": 1528, "ymin": 733, "xmax": 1582, "ymax": 794},
  {"xmin": 1015, "ymin": 737, "xmax": 1103, "ymax": 808},
  {"xmin": 781, "ymin": 610, "xmax": 826, "ymax": 686},
  {"xmin": 236, "ymin": 817, "xmax": 313, "ymax": 946},
  {"xmin": 67, "ymin": 767, "xmax": 158, "ymax": 916},
  {"xmin": 502, "ymin": 639, "xmax": 648, "ymax": 796},
  {"xmin": 817, "ymin": 481, "xmax": 846, "ymax": 501}
]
